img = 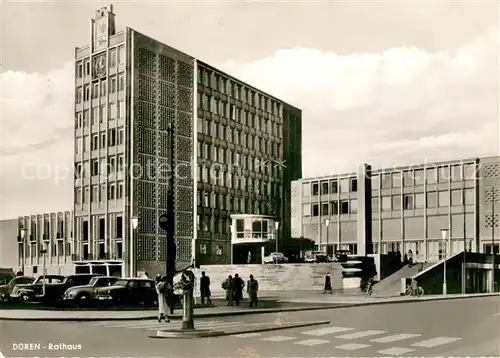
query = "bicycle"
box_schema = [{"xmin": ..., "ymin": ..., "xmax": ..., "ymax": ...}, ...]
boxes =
[
  {"xmin": 405, "ymin": 285, "xmax": 424, "ymax": 297},
  {"xmin": 363, "ymin": 282, "xmax": 373, "ymax": 297}
]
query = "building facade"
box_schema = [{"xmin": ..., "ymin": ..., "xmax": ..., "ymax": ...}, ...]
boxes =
[
  {"xmin": 73, "ymin": 5, "xmax": 302, "ymax": 277},
  {"xmin": 12, "ymin": 211, "xmax": 74, "ymax": 276},
  {"xmin": 291, "ymin": 156, "xmax": 500, "ymax": 262}
]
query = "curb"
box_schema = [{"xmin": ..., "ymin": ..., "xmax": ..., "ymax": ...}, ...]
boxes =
[
  {"xmin": 149, "ymin": 320, "xmax": 331, "ymax": 339},
  {"xmin": 0, "ymin": 305, "xmax": 342, "ymax": 322},
  {"xmin": 279, "ymin": 292, "xmax": 500, "ymax": 309}
]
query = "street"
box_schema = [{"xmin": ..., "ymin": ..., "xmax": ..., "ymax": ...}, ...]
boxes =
[{"xmin": 0, "ymin": 296, "xmax": 498, "ymax": 357}]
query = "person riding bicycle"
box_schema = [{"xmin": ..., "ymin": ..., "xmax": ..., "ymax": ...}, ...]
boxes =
[
  {"xmin": 365, "ymin": 277, "xmax": 374, "ymax": 294},
  {"xmin": 411, "ymin": 279, "xmax": 418, "ymax": 291}
]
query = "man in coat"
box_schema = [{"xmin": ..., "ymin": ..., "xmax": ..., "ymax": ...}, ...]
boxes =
[{"xmin": 246, "ymin": 274, "xmax": 259, "ymax": 308}]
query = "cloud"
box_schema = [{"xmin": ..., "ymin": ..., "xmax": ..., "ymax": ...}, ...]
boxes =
[{"xmin": 0, "ymin": 27, "xmax": 498, "ymax": 218}]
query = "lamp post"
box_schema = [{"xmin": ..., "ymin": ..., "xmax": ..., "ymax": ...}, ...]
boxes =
[
  {"xmin": 324, "ymin": 218, "xmax": 330, "ymax": 256},
  {"xmin": 20, "ymin": 229, "xmax": 27, "ymax": 274},
  {"xmin": 131, "ymin": 216, "xmax": 138, "ymax": 277},
  {"xmin": 40, "ymin": 241, "xmax": 48, "ymax": 297},
  {"xmin": 274, "ymin": 221, "xmax": 280, "ymax": 264},
  {"xmin": 441, "ymin": 229, "xmax": 450, "ymax": 295}
]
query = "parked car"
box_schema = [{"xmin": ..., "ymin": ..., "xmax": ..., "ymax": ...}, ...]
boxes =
[
  {"xmin": 263, "ymin": 252, "xmax": 288, "ymax": 264},
  {"xmin": 304, "ymin": 251, "xmax": 328, "ymax": 263},
  {"xmin": 335, "ymin": 250, "xmax": 351, "ymax": 263},
  {"xmin": 63, "ymin": 276, "xmax": 119, "ymax": 303},
  {"xmin": 94, "ymin": 278, "xmax": 157, "ymax": 307},
  {"xmin": 0, "ymin": 276, "xmax": 35, "ymax": 302},
  {"xmin": 10, "ymin": 275, "xmax": 65, "ymax": 302},
  {"xmin": 0, "ymin": 268, "xmax": 15, "ymax": 286}
]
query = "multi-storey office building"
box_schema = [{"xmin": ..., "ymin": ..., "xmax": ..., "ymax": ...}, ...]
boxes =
[
  {"xmin": 73, "ymin": 5, "xmax": 302, "ymax": 276},
  {"xmin": 291, "ymin": 156, "xmax": 500, "ymax": 262},
  {"xmin": 14, "ymin": 211, "xmax": 74, "ymax": 276}
]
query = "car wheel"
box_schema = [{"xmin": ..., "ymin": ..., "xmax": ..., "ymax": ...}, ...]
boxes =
[
  {"xmin": 0, "ymin": 293, "xmax": 8, "ymax": 302},
  {"xmin": 77, "ymin": 293, "xmax": 91, "ymax": 301},
  {"xmin": 20, "ymin": 293, "xmax": 30, "ymax": 302}
]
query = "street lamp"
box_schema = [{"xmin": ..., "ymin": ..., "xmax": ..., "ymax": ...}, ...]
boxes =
[
  {"xmin": 441, "ymin": 228, "xmax": 450, "ymax": 295},
  {"xmin": 40, "ymin": 241, "xmax": 48, "ymax": 297},
  {"xmin": 324, "ymin": 218, "xmax": 330, "ymax": 256},
  {"xmin": 131, "ymin": 216, "xmax": 138, "ymax": 277},
  {"xmin": 20, "ymin": 229, "xmax": 27, "ymax": 274},
  {"xmin": 274, "ymin": 221, "xmax": 280, "ymax": 264}
]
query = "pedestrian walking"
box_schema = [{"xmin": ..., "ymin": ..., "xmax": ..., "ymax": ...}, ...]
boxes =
[
  {"xmin": 222, "ymin": 275, "xmax": 233, "ymax": 306},
  {"xmin": 323, "ymin": 274, "xmax": 332, "ymax": 294},
  {"xmin": 200, "ymin": 271, "xmax": 212, "ymax": 306},
  {"xmin": 155, "ymin": 275, "xmax": 171, "ymax": 323},
  {"xmin": 407, "ymin": 249, "xmax": 413, "ymax": 267},
  {"xmin": 247, "ymin": 275, "xmax": 259, "ymax": 308},
  {"xmin": 142, "ymin": 271, "xmax": 150, "ymax": 279},
  {"xmin": 232, "ymin": 274, "xmax": 245, "ymax": 306}
]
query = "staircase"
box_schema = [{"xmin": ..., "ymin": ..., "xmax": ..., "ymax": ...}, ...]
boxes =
[{"xmin": 373, "ymin": 262, "xmax": 433, "ymax": 297}]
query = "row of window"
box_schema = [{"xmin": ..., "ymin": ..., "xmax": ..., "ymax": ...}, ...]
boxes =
[
  {"xmin": 19, "ymin": 220, "xmax": 69, "ymax": 241},
  {"xmin": 75, "ymin": 127, "xmax": 125, "ymax": 154},
  {"xmin": 75, "ymin": 101, "xmax": 125, "ymax": 129},
  {"xmin": 198, "ymin": 67, "xmax": 281, "ymax": 115},
  {"xmin": 75, "ymin": 155, "xmax": 124, "ymax": 179},
  {"xmin": 76, "ymin": 74, "xmax": 125, "ymax": 104},
  {"xmin": 199, "ymin": 242, "xmax": 223, "ymax": 256},
  {"xmin": 198, "ymin": 94, "xmax": 281, "ymax": 134},
  {"xmin": 197, "ymin": 118, "xmax": 282, "ymax": 157},
  {"xmin": 76, "ymin": 46, "xmax": 126, "ymax": 78},
  {"xmin": 75, "ymin": 182, "xmax": 125, "ymax": 204},
  {"xmin": 197, "ymin": 143, "xmax": 281, "ymax": 176},
  {"xmin": 302, "ymin": 164, "xmax": 477, "ymax": 196},
  {"xmin": 76, "ymin": 216, "xmax": 123, "ymax": 242},
  {"xmin": 304, "ymin": 178, "xmax": 357, "ymax": 196},
  {"xmin": 305, "ymin": 189, "xmax": 474, "ymax": 217},
  {"xmin": 197, "ymin": 215, "xmax": 232, "ymax": 234},
  {"xmin": 19, "ymin": 241, "xmax": 71, "ymax": 259},
  {"xmin": 197, "ymin": 190, "xmax": 277, "ymax": 213}
]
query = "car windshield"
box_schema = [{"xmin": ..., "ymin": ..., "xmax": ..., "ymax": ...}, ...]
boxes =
[
  {"xmin": 88, "ymin": 277, "xmax": 101, "ymax": 285},
  {"xmin": 35, "ymin": 276, "xmax": 64, "ymax": 284},
  {"xmin": 114, "ymin": 280, "xmax": 128, "ymax": 286}
]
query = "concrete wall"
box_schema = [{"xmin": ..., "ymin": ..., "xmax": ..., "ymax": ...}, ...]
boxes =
[
  {"xmin": 199, "ymin": 263, "xmax": 343, "ymax": 296},
  {"xmin": 0, "ymin": 219, "xmax": 18, "ymax": 270}
]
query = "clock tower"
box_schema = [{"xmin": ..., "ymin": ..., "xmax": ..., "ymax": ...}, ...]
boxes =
[{"xmin": 92, "ymin": 4, "xmax": 116, "ymax": 52}]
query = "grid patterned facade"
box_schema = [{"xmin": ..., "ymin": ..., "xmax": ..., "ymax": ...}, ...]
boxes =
[
  {"xmin": 16, "ymin": 211, "xmax": 74, "ymax": 276},
  {"xmin": 291, "ymin": 156, "xmax": 500, "ymax": 261},
  {"xmin": 71, "ymin": 6, "xmax": 302, "ymax": 274}
]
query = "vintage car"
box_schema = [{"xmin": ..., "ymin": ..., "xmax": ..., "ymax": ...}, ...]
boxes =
[
  {"xmin": 63, "ymin": 276, "xmax": 119, "ymax": 303},
  {"xmin": 263, "ymin": 252, "xmax": 288, "ymax": 264},
  {"xmin": 0, "ymin": 276, "xmax": 35, "ymax": 302},
  {"xmin": 10, "ymin": 275, "xmax": 65, "ymax": 302},
  {"xmin": 93, "ymin": 278, "xmax": 158, "ymax": 307}
]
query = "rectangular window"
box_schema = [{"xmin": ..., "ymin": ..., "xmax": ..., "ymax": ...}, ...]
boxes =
[
  {"xmin": 382, "ymin": 196, "xmax": 391, "ymax": 211},
  {"xmin": 77, "ymin": 62, "xmax": 83, "ymax": 78},
  {"xmin": 216, "ymin": 245, "xmax": 223, "ymax": 256},
  {"xmin": 118, "ymin": 46, "xmax": 125, "ymax": 65},
  {"xmin": 381, "ymin": 174, "xmax": 391, "ymax": 189},
  {"xmin": 340, "ymin": 200, "xmax": 349, "ymax": 214},
  {"xmin": 350, "ymin": 199, "xmax": 358, "ymax": 214},
  {"xmin": 464, "ymin": 188, "xmax": 474, "ymax": 205},
  {"xmin": 117, "ymin": 182, "xmax": 124, "ymax": 199},
  {"xmin": 108, "ymin": 184, "xmax": 116, "ymax": 200},
  {"xmin": 84, "ymin": 85, "xmax": 90, "ymax": 101},
  {"xmin": 438, "ymin": 191, "xmax": 449, "ymax": 207},
  {"xmin": 110, "ymin": 76, "xmax": 117, "ymax": 93},
  {"xmin": 340, "ymin": 178, "xmax": 349, "ymax": 193},
  {"xmin": 426, "ymin": 167, "xmax": 437, "ymax": 184},
  {"xmin": 414, "ymin": 169, "xmax": 424, "ymax": 185},
  {"xmin": 451, "ymin": 189, "xmax": 462, "ymax": 206},
  {"xmin": 427, "ymin": 192, "xmax": 437, "ymax": 208},
  {"xmin": 371, "ymin": 174, "xmax": 379, "ymax": 190},
  {"xmin": 331, "ymin": 180, "xmax": 338, "ymax": 193},
  {"xmin": 92, "ymin": 83, "xmax": 99, "ymax": 99},
  {"xmin": 110, "ymin": 103, "xmax": 117, "ymax": 119},
  {"xmin": 302, "ymin": 183, "xmax": 311, "ymax": 197},
  {"xmin": 403, "ymin": 171, "xmax": 414, "ymax": 187},
  {"xmin": 438, "ymin": 166, "xmax": 450, "ymax": 183},
  {"xmin": 118, "ymin": 74, "xmax": 125, "ymax": 91},
  {"xmin": 109, "ymin": 49, "xmax": 117, "ymax": 67},
  {"xmin": 350, "ymin": 178, "xmax": 358, "ymax": 192},
  {"xmin": 331, "ymin": 200, "xmax": 339, "ymax": 215},
  {"xmin": 302, "ymin": 204, "xmax": 311, "ymax": 216},
  {"xmin": 392, "ymin": 172, "xmax": 402, "ymax": 188},
  {"xmin": 76, "ymin": 87, "xmax": 83, "ymax": 104},
  {"xmin": 451, "ymin": 165, "xmax": 462, "ymax": 181},
  {"xmin": 117, "ymin": 128, "xmax": 124, "ymax": 145},
  {"xmin": 404, "ymin": 194, "xmax": 414, "ymax": 210},
  {"xmin": 415, "ymin": 193, "xmax": 425, "ymax": 208},
  {"xmin": 200, "ymin": 243, "xmax": 207, "ymax": 255},
  {"xmin": 321, "ymin": 202, "xmax": 329, "ymax": 216},
  {"xmin": 463, "ymin": 164, "xmax": 476, "ymax": 180},
  {"xmin": 392, "ymin": 195, "xmax": 402, "ymax": 211},
  {"xmin": 372, "ymin": 197, "xmax": 379, "ymax": 212},
  {"xmin": 321, "ymin": 181, "xmax": 329, "ymax": 195},
  {"xmin": 100, "ymin": 80, "xmax": 107, "ymax": 97},
  {"xmin": 312, "ymin": 204, "xmax": 319, "ymax": 217},
  {"xmin": 312, "ymin": 182, "xmax": 319, "ymax": 196}
]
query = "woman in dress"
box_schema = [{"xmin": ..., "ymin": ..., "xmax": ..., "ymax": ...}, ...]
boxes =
[{"xmin": 155, "ymin": 275, "xmax": 171, "ymax": 323}]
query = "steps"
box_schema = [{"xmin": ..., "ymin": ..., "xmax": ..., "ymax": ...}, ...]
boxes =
[{"xmin": 373, "ymin": 263, "xmax": 433, "ymax": 297}]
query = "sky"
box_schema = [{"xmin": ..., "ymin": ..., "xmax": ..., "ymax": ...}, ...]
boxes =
[{"xmin": 1, "ymin": 1, "xmax": 499, "ymax": 219}]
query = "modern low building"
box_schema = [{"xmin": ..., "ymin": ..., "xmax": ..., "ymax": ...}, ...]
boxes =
[
  {"xmin": 1, "ymin": 211, "xmax": 75, "ymax": 276},
  {"xmin": 291, "ymin": 156, "xmax": 500, "ymax": 262},
  {"xmin": 72, "ymin": 5, "xmax": 302, "ymax": 277}
]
